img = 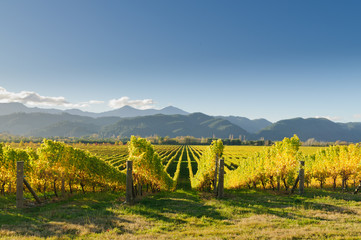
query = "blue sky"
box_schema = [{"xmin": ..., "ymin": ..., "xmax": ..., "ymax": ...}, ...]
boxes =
[{"xmin": 1, "ymin": 1, "xmax": 361, "ymax": 122}]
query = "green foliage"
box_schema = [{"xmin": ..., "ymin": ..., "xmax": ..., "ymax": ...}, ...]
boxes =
[
  {"xmin": 308, "ymin": 143, "xmax": 361, "ymax": 188},
  {"xmin": 0, "ymin": 145, "xmax": 31, "ymax": 190},
  {"xmin": 36, "ymin": 139, "xmax": 126, "ymax": 189},
  {"xmin": 128, "ymin": 136, "xmax": 174, "ymax": 190},
  {"xmin": 191, "ymin": 139, "xmax": 224, "ymax": 190},
  {"xmin": 225, "ymin": 135, "xmax": 302, "ymax": 190},
  {"xmin": 0, "ymin": 139, "xmax": 126, "ymax": 195}
]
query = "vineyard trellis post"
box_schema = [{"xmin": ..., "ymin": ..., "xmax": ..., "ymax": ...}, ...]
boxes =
[
  {"xmin": 23, "ymin": 178, "xmax": 41, "ymax": 204},
  {"xmin": 126, "ymin": 160, "xmax": 134, "ymax": 205},
  {"xmin": 16, "ymin": 161, "xmax": 42, "ymax": 207},
  {"xmin": 299, "ymin": 161, "xmax": 305, "ymax": 195},
  {"xmin": 16, "ymin": 161, "xmax": 24, "ymax": 209},
  {"xmin": 217, "ymin": 158, "xmax": 224, "ymax": 198},
  {"xmin": 213, "ymin": 154, "xmax": 219, "ymax": 194},
  {"xmin": 291, "ymin": 160, "xmax": 305, "ymax": 195}
]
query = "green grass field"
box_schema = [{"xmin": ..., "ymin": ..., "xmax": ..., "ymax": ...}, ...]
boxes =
[{"xmin": 2, "ymin": 188, "xmax": 361, "ymax": 239}]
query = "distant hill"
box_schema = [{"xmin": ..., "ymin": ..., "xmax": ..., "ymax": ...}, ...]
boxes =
[
  {"xmin": 97, "ymin": 105, "xmax": 188, "ymax": 118},
  {"xmin": 2, "ymin": 103, "xmax": 361, "ymax": 142},
  {"xmin": 0, "ymin": 103, "xmax": 188, "ymax": 118},
  {"xmin": 30, "ymin": 121, "xmax": 100, "ymax": 138},
  {"xmin": 0, "ymin": 112, "xmax": 249, "ymax": 138},
  {"xmin": 255, "ymin": 118, "xmax": 361, "ymax": 142},
  {"xmin": 0, "ymin": 112, "xmax": 120, "ymax": 137},
  {"xmin": 0, "ymin": 102, "xmax": 63, "ymax": 115},
  {"xmin": 218, "ymin": 116, "xmax": 272, "ymax": 133},
  {"xmin": 102, "ymin": 113, "xmax": 249, "ymax": 138},
  {"xmin": 339, "ymin": 122, "xmax": 361, "ymax": 131}
]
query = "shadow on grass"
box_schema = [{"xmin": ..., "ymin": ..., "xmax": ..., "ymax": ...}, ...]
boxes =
[
  {"xmin": 128, "ymin": 189, "xmax": 226, "ymax": 226},
  {"xmin": 2, "ymin": 188, "xmax": 360, "ymax": 238},
  {"xmin": 221, "ymin": 188, "xmax": 359, "ymax": 222},
  {"xmin": 0, "ymin": 192, "xmax": 131, "ymax": 238},
  {"xmin": 304, "ymin": 187, "xmax": 361, "ymax": 201}
]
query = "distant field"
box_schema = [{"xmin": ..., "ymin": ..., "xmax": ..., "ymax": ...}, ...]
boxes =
[
  {"xmin": 70, "ymin": 144, "xmax": 325, "ymax": 174},
  {"xmin": 299, "ymin": 146, "xmax": 325, "ymax": 155}
]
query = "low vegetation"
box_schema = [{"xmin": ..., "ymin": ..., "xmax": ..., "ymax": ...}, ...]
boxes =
[{"xmin": 2, "ymin": 188, "xmax": 361, "ymax": 239}]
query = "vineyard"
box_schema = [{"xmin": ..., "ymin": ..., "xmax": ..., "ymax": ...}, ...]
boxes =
[
  {"xmin": 2, "ymin": 136, "xmax": 360, "ymax": 198},
  {"xmin": 3, "ymin": 136, "xmax": 361, "ymax": 239}
]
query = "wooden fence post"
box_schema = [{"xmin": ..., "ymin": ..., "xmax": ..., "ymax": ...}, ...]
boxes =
[
  {"xmin": 299, "ymin": 161, "xmax": 305, "ymax": 195},
  {"xmin": 214, "ymin": 154, "xmax": 219, "ymax": 193},
  {"xmin": 217, "ymin": 159, "xmax": 224, "ymax": 198},
  {"xmin": 16, "ymin": 161, "xmax": 24, "ymax": 208},
  {"xmin": 126, "ymin": 160, "xmax": 134, "ymax": 205}
]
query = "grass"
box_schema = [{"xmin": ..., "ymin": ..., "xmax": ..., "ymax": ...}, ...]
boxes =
[{"xmin": 2, "ymin": 188, "xmax": 361, "ymax": 239}]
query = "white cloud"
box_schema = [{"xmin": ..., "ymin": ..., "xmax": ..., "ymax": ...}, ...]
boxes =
[
  {"xmin": 88, "ymin": 100, "xmax": 105, "ymax": 104},
  {"xmin": 0, "ymin": 87, "xmax": 155, "ymax": 111},
  {"xmin": 0, "ymin": 86, "xmax": 103, "ymax": 109},
  {"xmin": 315, "ymin": 116, "xmax": 342, "ymax": 122},
  {"xmin": 108, "ymin": 96, "xmax": 154, "ymax": 109},
  {"xmin": 353, "ymin": 114, "xmax": 361, "ymax": 120}
]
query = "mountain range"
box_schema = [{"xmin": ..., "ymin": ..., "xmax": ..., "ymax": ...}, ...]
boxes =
[
  {"xmin": 0, "ymin": 103, "xmax": 189, "ymax": 118},
  {"xmin": 0, "ymin": 103, "xmax": 269, "ymax": 134},
  {"xmin": 0, "ymin": 111, "xmax": 249, "ymax": 139},
  {"xmin": 0, "ymin": 103, "xmax": 361, "ymax": 142},
  {"xmin": 256, "ymin": 118, "xmax": 361, "ymax": 142}
]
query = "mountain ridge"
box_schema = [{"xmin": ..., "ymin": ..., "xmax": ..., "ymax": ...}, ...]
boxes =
[
  {"xmin": 1, "ymin": 103, "xmax": 361, "ymax": 142},
  {"xmin": 255, "ymin": 117, "xmax": 361, "ymax": 142},
  {"xmin": 0, "ymin": 111, "xmax": 250, "ymax": 138},
  {"xmin": 0, "ymin": 103, "xmax": 188, "ymax": 118},
  {"xmin": 217, "ymin": 116, "xmax": 272, "ymax": 133},
  {"xmin": 101, "ymin": 112, "xmax": 249, "ymax": 138},
  {"xmin": 0, "ymin": 103, "xmax": 269, "ymax": 134}
]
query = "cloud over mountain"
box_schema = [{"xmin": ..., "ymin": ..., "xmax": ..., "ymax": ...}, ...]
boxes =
[
  {"xmin": 0, "ymin": 86, "xmax": 104, "ymax": 109},
  {"xmin": 108, "ymin": 97, "xmax": 155, "ymax": 110}
]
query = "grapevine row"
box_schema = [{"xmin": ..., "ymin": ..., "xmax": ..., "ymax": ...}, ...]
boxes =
[{"xmin": 0, "ymin": 140, "xmax": 126, "ymax": 196}]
